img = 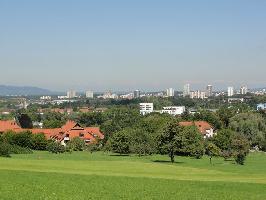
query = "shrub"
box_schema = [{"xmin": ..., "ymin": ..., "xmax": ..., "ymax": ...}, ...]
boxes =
[
  {"xmin": 0, "ymin": 142, "xmax": 11, "ymax": 157},
  {"xmin": 12, "ymin": 131, "xmax": 34, "ymax": 149},
  {"xmin": 32, "ymin": 134, "xmax": 48, "ymax": 150},
  {"xmin": 8, "ymin": 144, "xmax": 32, "ymax": 154},
  {"xmin": 235, "ymin": 153, "xmax": 246, "ymax": 165},
  {"xmin": 67, "ymin": 137, "xmax": 85, "ymax": 151},
  {"xmin": 47, "ymin": 141, "xmax": 65, "ymax": 154},
  {"xmin": 0, "ymin": 142, "xmax": 32, "ymax": 157}
]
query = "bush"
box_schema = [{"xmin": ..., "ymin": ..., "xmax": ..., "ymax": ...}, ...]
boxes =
[
  {"xmin": 235, "ymin": 153, "xmax": 246, "ymax": 165},
  {"xmin": 0, "ymin": 142, "xmax": 32, "ymax": 157},
  {"xmin": 32, "ymin": 134, "xmax": 48, "ymax": 150},
  {"xmin": 67, "ymin": 137, "xmax": 85, "ymax": 151},
  {"xmin": 12, "ymin": 131, "xmax": 34, "ymax": 149},
  {"xmin": 47, "ymin": 141, "xmax": 65, "ymax": 154},
  {"xmin": 110, "ymin": 130, "xmax": 130, "ymax": 154},
  {"xmin": 0, "ymin": 143, "xmax": 11, "ymax": 157}
]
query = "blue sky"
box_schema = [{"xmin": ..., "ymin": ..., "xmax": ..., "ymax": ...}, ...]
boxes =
[{"xmin": 0, "ymin": 0, "xmax": 266, "ymax": 91}]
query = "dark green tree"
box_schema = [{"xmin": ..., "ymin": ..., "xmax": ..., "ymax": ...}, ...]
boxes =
[
  {"xmin": 157, "ymin": 121, "xmax": 183, "ymax": 163},
  {"xmin": 180, "ymin": 126, "xmax": 204, "ymax": 159},
  {"xmin": 110, "ymin": 129, "xmax": 131, "ymax": 154},
  {"xmin": 206, "ymin": 143, "xmax": 221, "ymax": 164}
]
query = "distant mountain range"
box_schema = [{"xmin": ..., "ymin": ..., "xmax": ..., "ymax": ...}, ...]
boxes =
[{"xmin": 0, "ymin": 85, "xmax": 55, "ymax": 96}]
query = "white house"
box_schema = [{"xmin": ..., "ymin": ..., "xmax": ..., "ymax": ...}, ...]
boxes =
[
  {"xmin": 140, "ymin": 103, "xmax": 154, "ymax": 115},
  {"xmin": 161, "ymin": 106, "xmax": 185, "ymax": 116}
]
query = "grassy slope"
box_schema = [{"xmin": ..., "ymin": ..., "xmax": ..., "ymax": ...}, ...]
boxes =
[{"xmin": 0, "ymin": 152, "xmax": 266, "ymax": 200}]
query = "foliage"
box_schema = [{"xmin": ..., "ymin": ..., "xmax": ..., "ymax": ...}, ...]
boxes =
[
  {"xmin": 229, "ymin": 112, "xmax": 266, "ymax": 148},
  {"xmin": 47, "ymin": 141, "xmax": 65, "ymax": 154},
  {"xmin": 43, "ymin": 112, "xmax": 66, "ymax": 128},
  {"xmin": 206, "ymin": 143, "xmax": 221, "ymax": 164},
  {"xmin": 78, "ymin": 112, "xmax": 105, "ymax": 127},
  {"xmin": 11, "ymin": 131, "xmax": 34, "ymax": 149},
  {"xmin": 32, "ymin": 134, "xmax": 48, "ymax": 150},
  {"xmin": 129, "ymin": 128, "xmax": 155, "ymax": 156},
  {"xmin": 0, "ymin": 142, "xmax": 10, "ymax": 157},
  {"xmin": 110, "ymin": 129, "xmax": 131, "ymax": 154},
  {"xmin": 157, "ymin": 120, "xmax": 183, "ymax": 163},
  {"xmin": 231, "ymin": 134, "xmax": 250, "ymax": 165},
  {"xmin": 212, "ymin": 129, "xmax": 235, "ymax": 159},
  {"xmin": 16, "ymin": 113, "xmax": 33, "ymax": 129},
  {"xmin": 67, "ymin": 137, "xmax": 86, "ymax": 151},
  {"xmin": 179, "ymin": 126, "xmax": 204, "ymax": 159}
]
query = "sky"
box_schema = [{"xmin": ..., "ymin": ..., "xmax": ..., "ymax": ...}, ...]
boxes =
[{"xmin": 0, "ymin": 0, "xmax": 266, "ymax": 92}]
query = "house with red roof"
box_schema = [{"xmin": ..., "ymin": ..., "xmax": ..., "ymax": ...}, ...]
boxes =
[
  {"xmin": 0, "ymin": 120, "xmax": 104, "ymax": 145},
  {"xmin": 179, "ymin": 121, "xmax": 215, "ymax": 138}
]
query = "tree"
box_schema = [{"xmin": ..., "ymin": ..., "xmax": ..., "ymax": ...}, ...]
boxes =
[
  {"xmin": 129, "ymin": 128, "xmax": 155, "ymax": 156},
  {"xmin": 193, "ymin": 110, "xmax": 222, "ymax": 129},
  {"xmin": 206, "ymin": 143, "xmax": 221, "ymax": 164},
  {"xmin": 12, "ymin": 131, "xmax": 33, "ymax": 149},
  {"xmin": 231, "ymin": 134, "xmax": 250, "ymax": 165},
  {"xmin": 17, "ymin": 113, "xmax": 33, "ymax": 128},
  {"xmin": 67, "ymin": 137, "xmax": 85, "ymax": 151},
  {"xmin": 47, "ymin": 141, "xmax": 65, "ymax": 154},
  {"xmin": 217, "ymin": 106, "xmax": 236, "ymax": 128},
  {"xmin": 157, "ymin": 121, "xmax": 183, "ymax": 163},
  {"xmin": 32, "ymin": 133, "xmax": 48, "ymax": 150},
  {"xmin": 212, "ymin": 129, "xmax": 236, "ymax": 160},
  {"xmin": 0, "ymin": 142, "xmax": 11, "ymax": 157},
  {"xmin": 180, "ymin": 126, "xmax": 204, "ymax": 159},
  {"xmin": 43, "ymin": 112, "xmax": 66, "ymax": 128},
  {"xmin": 229, "ymin": 113, "xmax": 266, "ymax": 148},
  {"xmin": 110, "ymin": 130, "xmax": 130, "ymax": 154}
]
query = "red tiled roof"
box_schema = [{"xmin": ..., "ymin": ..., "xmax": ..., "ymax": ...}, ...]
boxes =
[
  {"xmin": 0, "ymin": 120, "xmax": 104, "ymax": 144},
  {"xmin": 0, "ymin": 120, "xmax": 22, "ymax": 133},
  {"xmin": 179, "ymin": 121, "xmax": 213, "ymax": 135},
  {"xmin": 85, "ymin": 127, "xmax": 104, "ymax": 139}
]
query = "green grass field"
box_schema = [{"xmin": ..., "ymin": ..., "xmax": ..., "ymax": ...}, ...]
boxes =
[{"xmin": 0, "ymin": 151, "xmax": 266, "ymax": 200}]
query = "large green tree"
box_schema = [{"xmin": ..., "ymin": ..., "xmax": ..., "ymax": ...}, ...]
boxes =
[
  {"xmin": 229, "ymin": 112, "xmax": 266, "ymax": 148},
  {"xmin": 157, "ymin": 121, "xmax": 183, "ymax": 163}
]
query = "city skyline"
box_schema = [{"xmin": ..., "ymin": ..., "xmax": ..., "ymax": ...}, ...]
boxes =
[{"xmin": 1, "ymin": 0, "xmax": 266, "ymax": 91}]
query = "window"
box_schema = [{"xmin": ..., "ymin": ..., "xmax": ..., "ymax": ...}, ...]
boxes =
[{"xmin": 79, "ymin": 133, "xmax": 84, "ymax": 137}]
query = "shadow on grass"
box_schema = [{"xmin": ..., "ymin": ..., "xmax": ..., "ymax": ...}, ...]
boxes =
[{"xmin": 153, "ymin": 160, "xmax": 184, "ymax": 164}]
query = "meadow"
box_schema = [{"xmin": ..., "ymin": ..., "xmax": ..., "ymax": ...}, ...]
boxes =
[{"xmin": 0, "ymin": 151, "xmax": 266, "ymax": 200}]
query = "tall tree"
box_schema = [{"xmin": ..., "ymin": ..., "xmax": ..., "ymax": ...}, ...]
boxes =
[{"xmin": 157, "ymin": 121, "xmax": 183, "ymax": 163}]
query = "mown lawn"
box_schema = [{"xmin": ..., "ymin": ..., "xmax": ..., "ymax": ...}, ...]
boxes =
[{"xmin": 0, "ymin": 151, "xmax": 265, "ymax": 200}]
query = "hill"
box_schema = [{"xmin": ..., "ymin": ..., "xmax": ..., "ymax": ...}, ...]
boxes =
[{"xmin": 0, "ymin": 85, "xmax": 54, "ymax": 96}]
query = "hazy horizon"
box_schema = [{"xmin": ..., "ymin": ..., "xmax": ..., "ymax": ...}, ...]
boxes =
[{"xmin": 1, "ymin": 0, "xmax": 266, "ymax": 91}]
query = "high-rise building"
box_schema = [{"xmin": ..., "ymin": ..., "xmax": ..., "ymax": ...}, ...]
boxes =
[
  {"xmin": 67, "ymin": 90, "xmax": 76, "ymax": 99},
  {"xmin": 166, "ymin": 88, "xmax": 175, "ymax": 97},
  {"xmin": 228, "ymin": 87, "xmax": 234, "ymax": 97},
  {"xmin": 206, "ymin": 85, "xmax": 213, "ymax": 97},
  {"xmin": 183, "ymin": 84, "xmax": 190, "ymax": 97},
  {"xmin": 240, "ymin": 86, "xmax": 248, "ymax": 95},
  {"xmin": 86, "ymin": 90, "xmax": 94, "ymax": 98},
  {"xmin": 133, "ymin": 90, "xmax": 140, "ymax": 98}
]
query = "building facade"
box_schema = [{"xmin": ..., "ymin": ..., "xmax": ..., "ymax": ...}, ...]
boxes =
[
  {"xmin": 206, "ymin": 85, "xmax": 213, "ymax": 97},
  {"xmin": 183, "ymin": 84, "xmax": 190, "ymax": 97},
  {"xmin": 190, "ymin": 91, "xmax": 206, "ymax": 99},
  {"xmin": 228, "ymin": 87, "xmax": 234, "ymax": 97},
  {"xmin": 139, "ymin": 103, "xmax": 154, "ymax": 115},
  {"xmin": 134, "ymin": 90, "xmax": 140, "ymax": 98},
  {"xmin": 166, "ymin": 88, "xmax": 175, "ymax": 97},
  {"xmin": 67, "ymin": 90, "xmax": 76, "ymax": 99},
  {"xmin": 161, "ymin": 106, "xmax": 185, "ymax": 116},
  {"xmin": 240, "ymin": 86, "xmax": 248, "ymax": 95},
  {"xmin": 86, "ymin": 90, "xmax": 94, "ymax": 98}
]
